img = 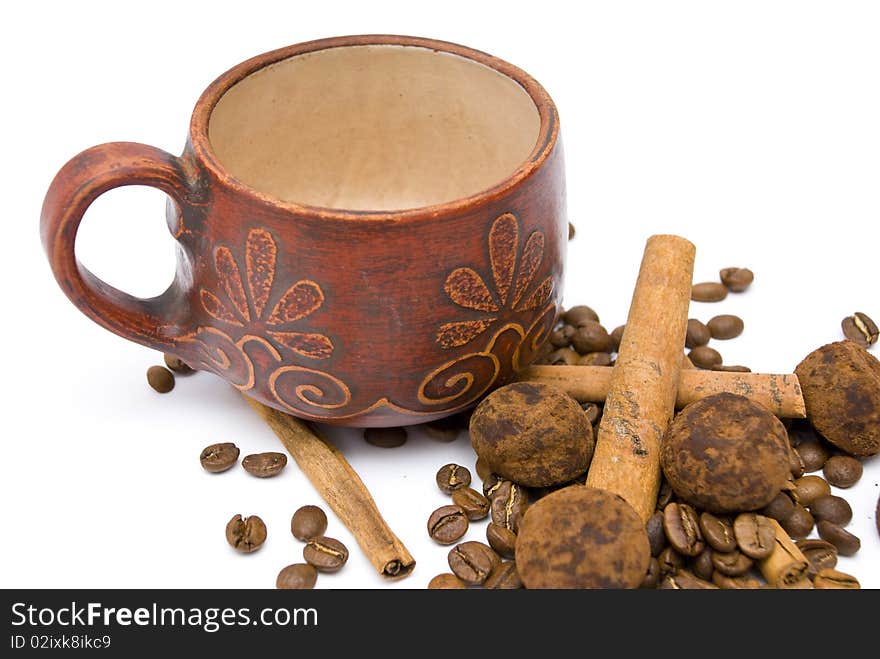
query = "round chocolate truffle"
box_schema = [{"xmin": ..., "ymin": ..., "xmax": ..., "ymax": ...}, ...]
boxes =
[
  {"xmin": 660, "ymin": 393, "xmax": 790, "ymax": 513},
  {"xmin": 469, "ymin": 382, "xmax": 594, "ymax": 487},
  {"xmin": 516, "ymin": 486, "xmax": 650, "ymax": 589},
  {"xmin": 795, "ymin": 341, "xmax": 880, "ymax": 457}
]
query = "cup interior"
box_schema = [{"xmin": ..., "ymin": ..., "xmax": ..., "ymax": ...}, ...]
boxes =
[{"xmin": 208, "ymin": 44, "xmax": 541, "ymax": 211}]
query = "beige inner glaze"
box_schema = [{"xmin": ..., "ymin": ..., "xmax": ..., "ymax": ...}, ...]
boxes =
[{"xmin": 208, "ymin": 45, "xmax": 541, "ymax": 211}]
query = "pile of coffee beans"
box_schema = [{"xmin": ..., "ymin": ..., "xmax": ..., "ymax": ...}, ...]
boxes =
[{"xmin": 427, "ymin": 460, "xmax": 527, "ymax": 589}]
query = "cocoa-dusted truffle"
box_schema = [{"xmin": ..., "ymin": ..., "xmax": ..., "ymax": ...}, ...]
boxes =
[
  {"xmin": 795, "ymin": 341, "xmax": 880, "ymax": 457},
  {"xmin": 469, "ymin": 382, "xmax": 594, "ymax": 487},
  {"xmin": 660, "ymin": 393, "xmax": 790, "ymax": 513},
  {"xmin": 515, "ymin": 486, "xmax": 650, "ymax": 589}
]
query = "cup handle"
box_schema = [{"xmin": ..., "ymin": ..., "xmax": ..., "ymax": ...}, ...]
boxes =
[{"xmin": 41, "ymin": 142, "xmax": 194, "ymax": 352}]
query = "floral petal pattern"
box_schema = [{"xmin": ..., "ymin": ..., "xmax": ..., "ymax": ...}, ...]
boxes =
[
  {"xmin": 514, "ymin": 275, "xmax": 553, "ymax": 312},
  {"xmin": 511, "ymin": 231, "xmax": 544, "ymax": 307},
  {"xmin": 246, "ymin": 229, "xmax": 276, "ymax": 318},
  {"xmin": 200, "ymin": 289, "xmax": 243, "ymax": 326},
  {"xmin": 445, "ymin": 268, "xmax": 498, "ymax": 312},
  {"xmin": 489, "ymin": 213, "xmax": 518, "ymax": 306},
  {"xmin": 436, "ymin": 319, "xmax": 496, "ymax": 349},
  {"xmin": 268, "ymin": 280, "xmax": 325, "ymax": 325},
  {"xmin": 215, "ymin": 246, "xmax": 250, "ymax": 322},
  {"xmin": 268, "ymin": 331, "xmax": 334, "ymax": 359}
]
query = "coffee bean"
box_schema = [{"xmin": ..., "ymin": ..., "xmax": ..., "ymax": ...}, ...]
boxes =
[
  {"xmin": 707, "ymin": 314, "xmax": 744, "ymax": 340},
  {"xmin": 733, "ymin": 513, "xmax": 775, "ymax": 560},
  {"xmin": 788, "ymin": 445, "xmax": 806, "ymax": 479},
  {"xmin": 563, "ymin": 305, "xmax": 599, "ymax": 326},
  {"xmin": 577, "ymin": 351, "xmax": 612, "ymax": 366},
  {"xmin": 486, "ymin": 522, "xmax": 517, "ymax": 559},
  {"xmin": 490, "ymin": 481, "xmax": 529, "ymax": 533},
  {"xmin": 225, "ymin": 514, "xmax": 267, "ymax": 553},
  {"xmin": 780, "ymin": 504, "xmax": 814, "ymax": 539},
  {"xmin": 568, "ymin": 222, "xmax": 576, "ymax": 241},
  {"xmin": 484, "ymin": 561, "xmax": 522, "ymax": 589},
  {"xmin": 692, "ymin": 548, "xmax": 715, "ymax": 581},
  {"xmin": 656, "ymin": 479, "xmax": 676, "ymax": 510},
  {"xmin": 474, "ymin": 458, "xmax": 492, "ymax": 482},
  {"xmin": 427, "ymin": 505, "xmax": 469, "ymax": 544},
  {"xmin": 795, "ymin": 440, "xmax": 830, "ymax": 473},
  {"xmin": 436, "ymin": 463, "xmax": 471, "ymax": 493},
  {"xmin": 660, "ymin": 569, "xmax": 719, "ymax": 590},
  {"xmin": 657, "ymin": 546, "xmax": 685, "ymax": 575},
  {"xmin": 549, "ymin": 327, "xmax": 571, "ymax": 348},
  {"xmin": 571, "ymin": 321, "xmax": 613, "ymax": 354},
  {"xmin": 795, "ymin": 539, "xmax": 838, "ymax": 577},
  {"xmin": 448, "ymin": 541, "xmax": 499, "ymax": 585},
  {"xmin": 691, "ymin": 282, "xmax": 728, "ymax": 303},
  {"xmin": 787, "ymin": 419, "xmax": 821, "ymax": 446},
  {"xmin": 813, "ymin": 568, "xmax": 860, "ymax": 589},
  {"xmin": 303, "ymin": 536, "xmax": 349, "ymax": 572},
  {"xmin": 816, "ymin": 520, "xmax": 860, "ymax": 556},
  {"xmin": 646, "ymin": 511, "xmax": 667, "ymax": 557},
  {"xmin": 711, "ymin": 549, "xmax": 754, "ymax": 577},
  {"xmin": 719, "ymin": 267, "xmax": 754, "ymax": 292},
  {"xmin": 276, "ymin": 563, "xmax": 317, "ymax": 590},
  {"xmin": 199, "ymin": 442, "xmax": 240, "ymax": 473},
  {"xmin": 808, "ymin": 495, "xmax": 852, "ymax": 526},
  {"xmin": 291, "ymin": 505, "xmax": 328, "ymax": 541},
  {"xmin": 427, "ymin": 573, "xmax": 468, "ymax": 589},
  {"xmin": 822, "ymin": 455, "xmax": 862, "ymax": 488},
  {"xmin": 241, "ymin": 452, "xmax": 287, "ymax": 478},
  {"xmin": 688, "ymin": 346, "xmax": 723, "ymax": 369},
  {"xmin": 452, "ymin": 487, "xmax": 490, "ymax": 521},
  {"xmin": 841, "ymin": 311, "xmax": 878, "ymax": 349},
  {"xmin": 711, "ymin": 364, "xmax": 752, "ymax": 373},
  {"xmin": 761, "ymin": 492, "xmax": 795, "ymax": 521},
  {"xmin": 610, "ymin": 325, "xmax": 626, "ymax": 352},
  {"xmin": 482, "ymin": 473, "xmax": 508, "ymax": 499},
  {"xmin": 364, "ymin": 427, "xmax": 407, "ymax": 448},
  {"xmin": 146, "ymin": 365, "xmax": 175, "ymax": 393},
  {"xmin": 581, "ymin": 402, "xmax": 601, "ymax": 425},
  {"xmin": 698, "ymin": 512, "xmax": 737, "ymax": 553},
  {"xmin": 711, "ymin": 572, "xmax": 762, "ymax": 589},
  {"xmin": 163, "ymin": 353, "xmax": 194, "ymax": 374},
  {"xmin": 547, "ymin": 348, "xmax": 579, "ymax": 365},
  {"xmin": 662, "ymin": 503, "xmax": 704, "ymax": 557},
  {"xmin": 422, "ymin": 417, "xmax": 461, "ymax": 442},
  {"xmin": 685, "ymin": 318, "xmax": 711, "ymax": 349},
  {"xmin": 792, "ymin": 475, "xmax": 831, "ymax": 506},
  {"xmin": 640, "ymin": 557, "xmax": 661, "ymax": 589}
]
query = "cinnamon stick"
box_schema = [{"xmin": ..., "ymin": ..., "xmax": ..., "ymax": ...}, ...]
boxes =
[
  {"xmin": 519, "ymin": 365, "xmax": 805, "ymax": 418},
  {"xmin": 758, "ymin": 519, "xmax": 812, "ymax": 588},
  {"xmin": 243, "ymin": 396, "xmax": 415, "ymax": 579},
  {"xmin": 585, "ymin": 235, "xmax": 695, "ymax": 522}
]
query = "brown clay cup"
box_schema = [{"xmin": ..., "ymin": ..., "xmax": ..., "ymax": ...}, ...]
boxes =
[{"xmin": 41, "ymin": 35, "xmax": 566, "ymax": 426}]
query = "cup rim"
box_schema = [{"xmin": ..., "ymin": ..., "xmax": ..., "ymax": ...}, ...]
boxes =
[{"xmin": 189, "ymin": 34, "xmax": 559, "ymax": 222}]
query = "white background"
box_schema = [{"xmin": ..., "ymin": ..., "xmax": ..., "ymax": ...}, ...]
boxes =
[{"xmin": 1, "ymin": 0, "xmax": 877, "ymax": 589}]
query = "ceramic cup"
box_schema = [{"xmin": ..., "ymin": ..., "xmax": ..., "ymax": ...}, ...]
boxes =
[{"xmin": 41, "ymin": 35, "xmax": 566, "ymax": 426}]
